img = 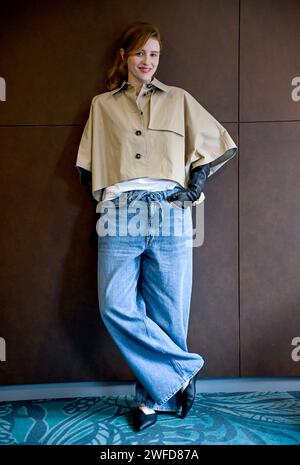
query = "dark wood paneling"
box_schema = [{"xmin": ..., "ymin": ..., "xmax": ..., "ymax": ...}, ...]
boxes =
[
  {"xmin": 240, "ymin": 122, "xmax": 300, "ymax": 376},
  {"xmin": 0, "ymin": 0, "xmax": 238, "ymax": 125},
  {"xmin": 190, "ymin": 124, "xmax": 239, "ymax": 377},
  {"xmin": 240, "ymin": 0, "xmax": 300, "ymax": 121},
  {"xmin": 0, "ymin": 126, "xmax": 131, "ymax": 385}
]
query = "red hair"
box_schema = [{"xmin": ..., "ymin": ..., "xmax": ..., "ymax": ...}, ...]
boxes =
[{"xmin": 106, "ymin": 21, "xmax": 163, "ymax": 91}]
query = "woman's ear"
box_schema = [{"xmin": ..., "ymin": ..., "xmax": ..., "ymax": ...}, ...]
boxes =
[{"xmin": 119, "ymin": 48, "xmax": 124, "ymax": 60}]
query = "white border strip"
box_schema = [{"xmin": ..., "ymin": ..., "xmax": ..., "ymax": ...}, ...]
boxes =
[{"xmin": 0, "ymin": 378, "xmax": 300, "ymax": 402}]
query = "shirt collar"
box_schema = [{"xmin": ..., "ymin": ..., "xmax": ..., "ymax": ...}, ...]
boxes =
[{"xmin": 111, "ymin": 76, "xmax": 170, "ymax": 95}]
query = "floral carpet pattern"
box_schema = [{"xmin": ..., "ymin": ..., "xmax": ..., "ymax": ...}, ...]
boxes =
[{"xmin": 0, "ymin": 391, "xmax": 300, "ymax": 445}]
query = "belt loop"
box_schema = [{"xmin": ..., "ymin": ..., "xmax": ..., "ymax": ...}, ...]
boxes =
[
  {"xmin": 152, "ymin": 198, "xmax": 164, "ymax": 229},
  {"xmin": 130, "ymin": 190, "xmax": 147, "ymax": 209},
  {"xmin": 160, "ymin": 199, "xmax": 164, "ymax": 228}
]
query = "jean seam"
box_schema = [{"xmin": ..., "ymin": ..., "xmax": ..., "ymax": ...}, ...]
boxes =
[
  {"xmin": 155, "ymin": 360, "xmax": 204, "ymax": 406},
  {"xmin": 142, "ymin": 316, "xmax": 151, "ymax": 339},
  {"xmin": 172, "ymin": 358, "xmax": 186, "ymax": 377},
  {"xmin": 141, "ymin": 312, "xmax": 199, "ymax": 407},
  {"xmin": 143, "ymin": 312, "xmax": 184, "ymax": 377}
]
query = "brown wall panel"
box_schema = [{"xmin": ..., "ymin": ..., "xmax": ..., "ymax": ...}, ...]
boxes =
[
  {"xmin": 0, "ymin": 126, "xmax": 130, "ymax": 384},
  {"xmin": 240, "ymin": 0, "xmax": 300, "ymax": 121},
  {"xmin": 240, "ymin": 122, "xmax": 300, "ymax": 376},
  {"xmin": 190, "ymin": 123, "xmax": 239, "ymax": 378},
  {"xmin": 0, "ymin": 0, "xmax": 238, "ymax": 125}
]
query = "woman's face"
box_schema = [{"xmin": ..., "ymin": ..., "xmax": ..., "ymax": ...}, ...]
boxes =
[{"xmin": 121, "ymin": 37, "xmax": 160, "ymax": 84}]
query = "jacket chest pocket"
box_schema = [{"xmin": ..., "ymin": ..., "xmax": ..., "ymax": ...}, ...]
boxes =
[
  {"xmin": 146, "ymin": 93, "xmax": 186, "ymax": 170},
  {"xmin": 148, "ymin": 92, "xmax": 185, "ymax": 137},
  {"xmin": 147, "ymin": 113, "xmax": 185, "ymax": 167},
  {"xmin": 148, "ymin": 113, "xmax": 185, "ymax": 137}
]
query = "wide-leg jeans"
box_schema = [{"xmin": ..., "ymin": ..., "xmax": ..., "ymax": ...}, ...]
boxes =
[{"xmin": 96, "ymin": 185, "xmax": 205, "ymax": 412}]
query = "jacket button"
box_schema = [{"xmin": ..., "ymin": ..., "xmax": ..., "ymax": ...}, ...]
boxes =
[
  {"xmin": 135, "ymin": 153, "xmax": 142, "ymax": 159},
  {"xmin": 135, "ymin": 130, "xmax": 142, "ymax": 136}
]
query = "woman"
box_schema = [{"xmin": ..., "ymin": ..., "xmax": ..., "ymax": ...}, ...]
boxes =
[{"xmin": 76, "ymin": 21, "xmax": 238, "ymax": 431}]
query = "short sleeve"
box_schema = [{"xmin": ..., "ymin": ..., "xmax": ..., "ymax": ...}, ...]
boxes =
[
  {"xmin": 75, "ymin": 97, "xmax": 94, "ymax": 185},
  {"xmin": 184, "ymin": 90, "xmax": 238, "ymax": 178}
]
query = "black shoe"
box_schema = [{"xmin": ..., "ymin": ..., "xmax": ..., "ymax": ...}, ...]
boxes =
[
  {"xmin": 134, "ymin": 408, "xmax": 157, "ymax": 431},
  {"xmin": 180, "ymin": 374, "xmax": 197, "ymax": 418}
]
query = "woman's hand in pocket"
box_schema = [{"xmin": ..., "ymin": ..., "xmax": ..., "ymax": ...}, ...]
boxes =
[{"xmin": 166, "ymin": 189, "xmax": 195, "ymax": 209}]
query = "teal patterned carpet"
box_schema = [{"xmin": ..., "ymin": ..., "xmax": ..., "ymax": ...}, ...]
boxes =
[{"xmin": 1, "ymin": 391, "xmax": 300, "ymax": 445}]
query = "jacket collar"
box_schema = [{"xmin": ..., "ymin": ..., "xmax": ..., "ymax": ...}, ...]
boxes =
[{"xmin": 111, "ymin": 76, "xmax": 170, "ymax": 95}]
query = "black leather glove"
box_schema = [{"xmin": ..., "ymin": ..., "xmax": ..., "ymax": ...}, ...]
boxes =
[
  {"xmin": 166, "ymin": 163, "xmax": 210, "ymax": 209},
  {"xmin": 77, "ymin": 166, "xmax": 92, "ymax": 186}
]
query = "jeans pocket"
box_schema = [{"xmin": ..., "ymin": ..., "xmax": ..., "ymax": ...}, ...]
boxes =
[
  {"xmin": 168, "ymin": 200, "xmax": 185, "ymax": 211},
  {"xmin": 165, "ymin": 196, "xmax": 186, "ymax": 211}
]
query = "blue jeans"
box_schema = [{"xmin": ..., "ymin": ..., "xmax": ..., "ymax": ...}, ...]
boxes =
[{"xmin": 96, "ymin": 185, "xmax": 205, "ymax": 412}]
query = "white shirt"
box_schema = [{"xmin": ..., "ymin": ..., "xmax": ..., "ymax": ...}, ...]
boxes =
[{"xmin": 96, "ymin": 177, "xmax": 205, "ymax": 213}]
